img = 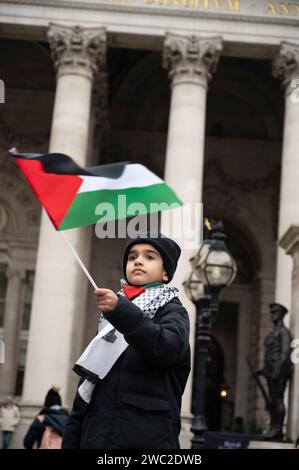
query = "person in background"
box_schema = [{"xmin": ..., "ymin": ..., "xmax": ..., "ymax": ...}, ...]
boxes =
[
  {"xmin": 0, "ymin": 396, "xmax": 20, "ymax": 449},
  {"xmin": 23, "ymin": 385, "xmax": 69, "ymax": 449},
  {"xmin": 62, "ymin": 232, "xmax": 190, "ymax": 449}
]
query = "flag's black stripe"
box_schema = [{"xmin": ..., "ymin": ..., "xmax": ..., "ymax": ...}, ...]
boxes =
[
  {"xmin": 12, "ymin": 151, "xmax": 128, "ymax": 179},
  {"xmin": 72, "ymin": 364, "xmax": 98, "ymax": 384}
]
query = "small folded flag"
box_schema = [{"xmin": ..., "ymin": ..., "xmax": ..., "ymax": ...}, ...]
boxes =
[{"xmin": 9, "ymin": 149, "xmax": 183, "ymax": 231}]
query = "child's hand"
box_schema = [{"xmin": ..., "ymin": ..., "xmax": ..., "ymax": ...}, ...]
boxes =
[{"xmin": 94, "ymin": 288, "xmax": 119, "ymax": 313}]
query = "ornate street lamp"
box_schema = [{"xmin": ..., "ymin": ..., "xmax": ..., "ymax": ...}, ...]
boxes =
[{"xmin": 183, "ymin": 220, "xmax": 237, "ymax": 449}]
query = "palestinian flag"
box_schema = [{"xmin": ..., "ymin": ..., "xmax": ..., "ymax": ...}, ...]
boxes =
[{"xmin": 9, "ymin": 149, "xmax": 182, "ymax": 231}]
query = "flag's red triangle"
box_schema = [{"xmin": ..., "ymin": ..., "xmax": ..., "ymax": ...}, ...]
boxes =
[{"xmin": 15, "ymin": 158, "xmax": 82, "ymax": 229}]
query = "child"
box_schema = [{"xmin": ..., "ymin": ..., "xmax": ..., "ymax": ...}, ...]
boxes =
[{"xmin": 62, "ymin": 232, "xmax": 190, "ymax": 449}]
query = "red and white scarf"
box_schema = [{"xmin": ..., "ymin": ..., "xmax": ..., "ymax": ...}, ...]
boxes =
[{"xmin": 74, "ymin": 282, "xmax": 179, "ymax": 403}]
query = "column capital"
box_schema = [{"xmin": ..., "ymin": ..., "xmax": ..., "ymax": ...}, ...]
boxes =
[
  {"xmin": 273, "ymin": 42, "xmax": 299, "ymax": 96},
  {"xmin": 93, "ymin": 70, "xmax": 109, "ymax": 130},
  {"xmin": 47, "ymin": 24, "xmax": 107, "ymax": 80},
  {"xmin": 162, "ymin": 34, "xmax": 223, "ymax": 88},
  {"xmin": 5, "ymin": 266, "xmax": 26, "ymax": 281}
]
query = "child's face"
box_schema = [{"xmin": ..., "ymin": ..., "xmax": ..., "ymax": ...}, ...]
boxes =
[{"xmin": 126, "ymin": 243, "xmax": 168, "ymax": 285}]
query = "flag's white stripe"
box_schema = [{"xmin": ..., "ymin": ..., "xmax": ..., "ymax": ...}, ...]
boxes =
[{"xmin": 78, "ymin": 163, "xmax": 163, "ymax": 193}]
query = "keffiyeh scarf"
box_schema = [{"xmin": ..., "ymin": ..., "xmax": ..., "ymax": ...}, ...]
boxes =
[{"xmin": 73, "ymin": 282, "xmax": 179, "ymax": 403}]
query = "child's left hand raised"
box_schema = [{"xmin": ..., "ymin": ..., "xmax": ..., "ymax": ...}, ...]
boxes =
[{"xmin": 94, "ymin": 288, "xmax": 119, "ymax": 313}]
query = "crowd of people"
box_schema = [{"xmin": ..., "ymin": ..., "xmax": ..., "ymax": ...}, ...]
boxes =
[
  {"xmin": 0, "ymin": 396, "xmax": 20, "ymax": 449},
  {"xmin": 0, "ymin": 235, "xmax": 299, "ymax": 450},
  {"xmin": 0, "ymin": 386, "xmax": 69, "ymax": 449}
]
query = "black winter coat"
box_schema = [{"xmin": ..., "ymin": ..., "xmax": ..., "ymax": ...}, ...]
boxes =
[{"xmin": 62, "ymin": 295, "xmax": 190, "ymax": 449}]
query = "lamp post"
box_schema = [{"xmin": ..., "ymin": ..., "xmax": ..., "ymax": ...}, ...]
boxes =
[{"xmin": 184, "ymin": 221, "xmax": 237, "ymax": 449}]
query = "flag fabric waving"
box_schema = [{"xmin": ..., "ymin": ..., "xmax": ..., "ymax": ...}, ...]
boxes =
[{"xmin": 9, "ymin": 149, "xmax": 183, "ymax": 231}]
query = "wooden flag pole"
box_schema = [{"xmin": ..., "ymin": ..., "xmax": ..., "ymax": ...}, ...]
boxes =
[{"xmin": 61, "ymin": 231, "xmax": 98, "ymax": 290}]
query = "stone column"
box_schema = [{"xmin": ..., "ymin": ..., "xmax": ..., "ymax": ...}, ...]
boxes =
[
  {"xmin": 253, "ymin": 275, "xmax": 275, "ymax": 429},
  {"xmin": 21, "ymin": 24, "xmax": 106, "ymax": 409},
  {"xmin": 273, "ymin": 42, "xmax": 299, "ymax": 312},
  {"xmin": 162, "ymin": 34, "xmax": 223, "ymax": 430},
  {"xmin": 279, "ymin": 225, "xmax": 299, "ymax": 440},
  {"xmin": 0, "ymin": 268, "xmax": 25, "ymax": 399}
]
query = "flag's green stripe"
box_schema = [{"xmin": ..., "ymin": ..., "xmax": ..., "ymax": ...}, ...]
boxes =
[{"xmin": 58, "ymin": 183, "xmax": 183, "ymax": 231}]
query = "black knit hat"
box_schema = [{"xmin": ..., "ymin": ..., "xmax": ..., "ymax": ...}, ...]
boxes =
[
  {"xmin": 44, "ymin": 386, "xmax": 61, "ymax": 408},
  {"xmin": 43, "ymin": 413, "xmax": 69, "ymax": 437},
  {"xmin": 123, "ymin": 232, "xmax": 181, "ymax": 284}
]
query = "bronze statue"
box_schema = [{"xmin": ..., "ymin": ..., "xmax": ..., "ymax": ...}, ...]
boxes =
[{"xmin": 255, "ymin": 303, "xmax": 293, "ymax": 440}]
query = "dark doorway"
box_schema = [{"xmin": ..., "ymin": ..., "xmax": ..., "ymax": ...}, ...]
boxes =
[
  {"xmin": 192, "ymin": 335, "xmax": 225, "ymax": 431},
  {"xmin": 205, "ymin": 336, "xmax": 225, "ymax": 431}
]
